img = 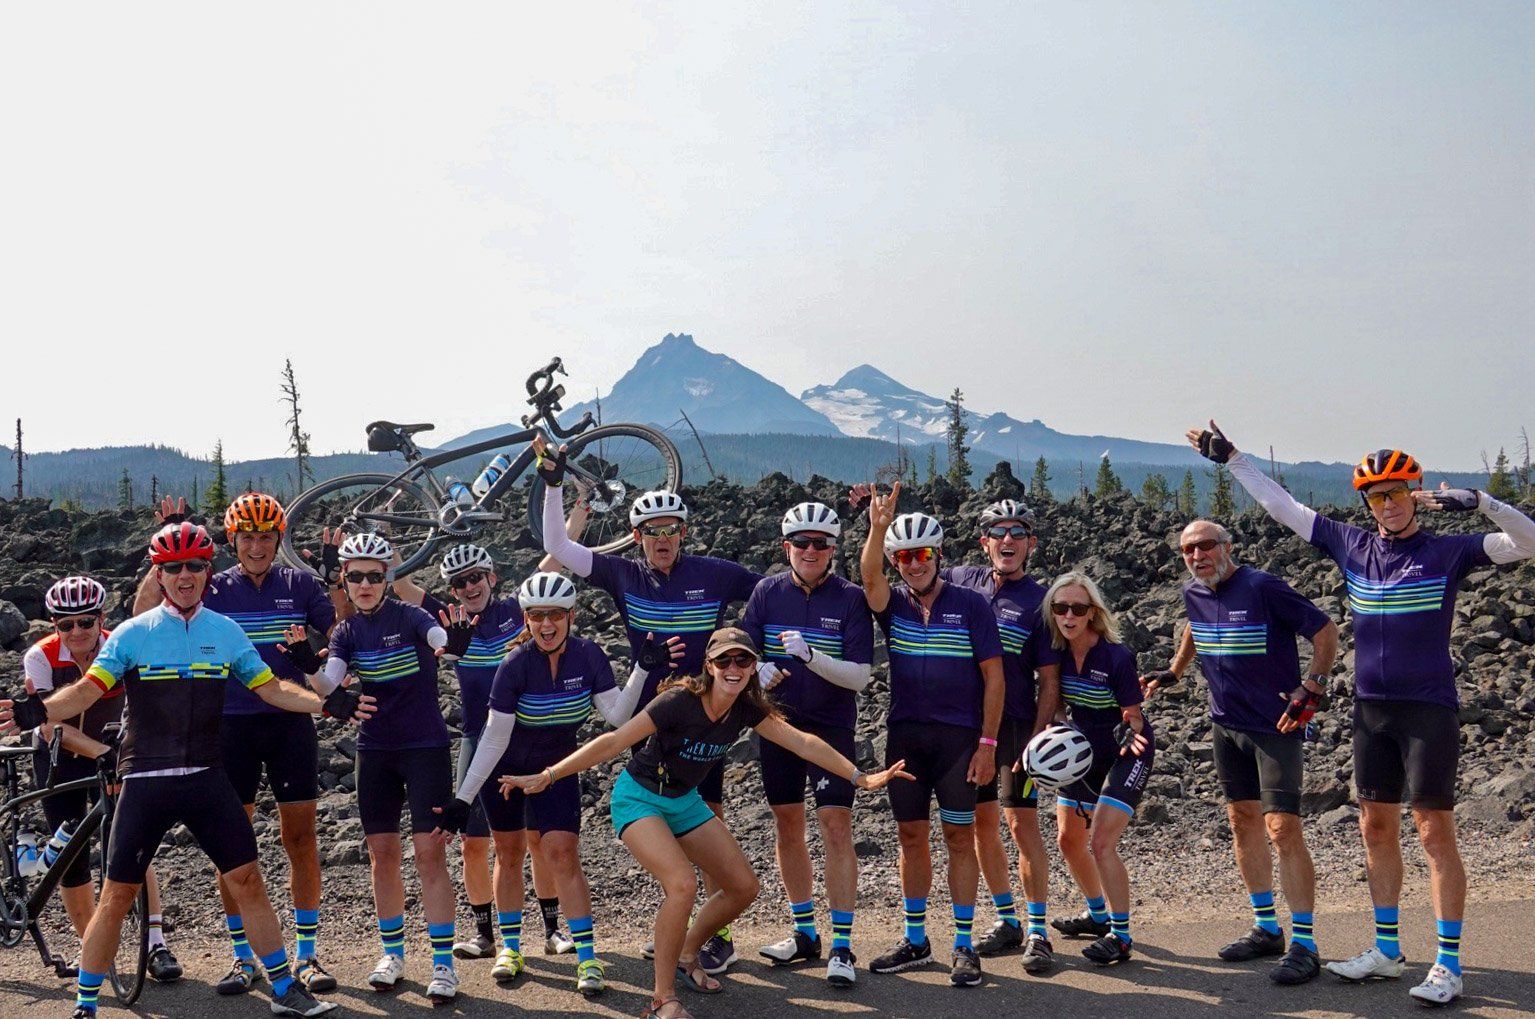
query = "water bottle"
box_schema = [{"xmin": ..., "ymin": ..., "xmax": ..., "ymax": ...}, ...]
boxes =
[
  {"xmin": 15, "ymin": 830, "xmax": 42, "ymax": 878},
  {"xmin": 472, "ymin": 453, "xmax": 511, "ymax": 499},
  {"xmin": 444, "ymin": 478, "xmax": 474, "ymax": 509},
  {"xmin": 40, "ymin": 819, "xmax": 78, "ymax": 870}
]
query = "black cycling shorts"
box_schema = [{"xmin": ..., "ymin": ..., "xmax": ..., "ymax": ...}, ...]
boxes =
[
  {"xmin": 107, "ymin": 769, "xmax": 258, "ymax": 884},
  {"xmin": 976, "ymin": 716, "xmax": 1039, "ymax": 810},
  {"xmin": 760, "ymin": 721, "xmax": 855, "ymax": 811},
  {"xmin": 453, "ymin": 735, "xmax": 491, "ymax": 839},
  {"xmin": 886, "ymin": 721, "xmax": 979, "ymax": 826},
  {"xmin": 33, "ymin": 750, "xmax": 98, "ymax": 889},
  {"xmin": 356, "ymin": 746, "xmax": 454, "ymax": 836},
  {"xmin": 477, "ymin": 742, "xmax": 581, "ymax": 835},
  {"xmin": 697, "ymin": 759, "xmax": 724, "ymax": 806},
  {"xmin": 1212, "ymin": 722, "xmax": 1303, "ymax": 815},
  {"xmin": 1353, "ymin": 699, "xmax": 1459, "ymax": 811},
  {"xmin": 221, "ymin": 712, "xmax": 319, "ymax": 806},
  {"xmin": 1059, "ymin": 733, "xmax": 1155, "ymax": 818}
]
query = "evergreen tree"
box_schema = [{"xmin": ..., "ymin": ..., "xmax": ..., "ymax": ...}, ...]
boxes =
[
  {"xmin": 150, "ymin": 475, "xmax": 160, "ymax": 505},
  {"xmin": 925, "ymin": 447, "xmax": 938, "ymax": 485},
  {"xmin": 1094, "ymin": 455, "xmax": 1123, "ymax": 497},
  {"xmin": 281, "ymin": 358, "xmax": 314, "ymax": 490},
  {"xmin": 1209, "ymin": 464, "xmax": 1235, "ymax": 518},
  {"xmin": 1488, "ymin": 447, "xmax": 1517, "ymax": 501},
  {"xmin": 117, "ymin": 469, "xmax": 134, "ymax": 511},
  {"xmin": 945, "ymin": 388, "xmax": 971, "ymax": 488},
  {"xmin": 203, "ymin": 441, "xmax": 232, "ymax": 517},
  {"xmin": 1030, "ymin": 456, "xmax": 1053, "ymax": 503},
  {"xmin": 1140, "ymin": 472, "xmax": 1171, "ymax": 511},
  {"xmin": 1177, "ymin": 469, "xmax": 1198, "ymax": 517},
  {"xmin": 190, "ymin": 476, "xmax": 200, "ymax": 511}
]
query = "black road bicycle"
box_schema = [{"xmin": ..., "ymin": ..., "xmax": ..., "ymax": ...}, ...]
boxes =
[
  {"xmin": 0, "ymin": 724, "xmax": 148, "ymax": 1004},
  {"xmin": 279, "ymin": 357, "xmax": 682, "ymax": 578}
]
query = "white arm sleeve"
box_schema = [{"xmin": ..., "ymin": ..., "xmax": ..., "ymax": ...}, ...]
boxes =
[
  {"xmin": 316, "ymin": 656, "xmax": 347, "ymax": 695},
  {"xmin": 543, "ymin": 484, "xmax": 594, "ymax": 578},
  {"xmin": 456, "ymin": 709, "xmax": 516, "ymax": 803},
  {"xmin": 594, "ymin": 666, "xmax": 649, "ymax": 726},
  {"xmin": 1480, "ymin": 495, "xmax": 1535, "ymax": 565},
  {"xmin": 1226, "ymin": 452, "xmax": 1318, "ymax": 541},
  {"xmin": 23, "ymin": 646, "xmax": 55, "ymax": 694},
  {"xmin": 803, "ymin": 651, "xmax": 874, "ymax": 692}
]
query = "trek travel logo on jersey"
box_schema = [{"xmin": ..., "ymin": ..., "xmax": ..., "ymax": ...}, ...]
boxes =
[
  {"xmin": 381, "ymin": 633, "xmax": 404, "ymax": 649},
  {"xmin": 684, "ymin": 588, "xmax": 708, "ymax": 601},
  {"xmin": 941, "ymin": 613, "xmax": 965, "ymax": 627},
  {"xmin": 559, "ymin": 674, "xmax": 587, "ymax": 691}
]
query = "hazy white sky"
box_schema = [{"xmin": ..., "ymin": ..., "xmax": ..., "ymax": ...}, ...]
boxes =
[{"xmin": 4, "ymin": 3, "xmax": 1532, "ymax": 468}]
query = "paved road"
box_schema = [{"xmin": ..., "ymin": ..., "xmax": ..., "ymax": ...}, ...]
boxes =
[{"xmin": 2, "ymin": 898, "xmax": 1532, "ymax": 1018}]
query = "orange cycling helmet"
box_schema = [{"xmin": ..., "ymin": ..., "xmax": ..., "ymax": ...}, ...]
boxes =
[
  {"xmin": 1352, "ymin": 449, "xmax": 1423, "ymax": 490},
  {"xmin": 224, "ymin": 492, "xmax": 287, "ymax": 540}
]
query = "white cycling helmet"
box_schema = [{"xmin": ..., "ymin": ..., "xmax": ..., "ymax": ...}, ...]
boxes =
[
  {"xmin": 781, "ymin": 502, "xmax": 840, "ymax": 539},
  {"xmin": 630, "ymin": 490, "xmax": 688, "ymax": 528},
  {"xmin": 338, "ymin": 532, "xmax": 394, "ymax": 565},
  {"xmin": 884, "ymin": 512, "xmax": 944, "ymax": 552},
  {"xmin": 518, "ymin": 571, "xmax": 578, "ymax": 610},
  {"xmin": 1023, "ymin": 724, "xmax": 1094, "ymax": 791},
  {"xmin": 46, "ymin": 576, "xmax": 107, "ymax": 616},
  {"xmin": 979, "ymin": 499, "xmax": 1035, "ymax": 530},
  {"xmin": 439, "ymin": 542, "xmax": 494, "ymax": 581}
]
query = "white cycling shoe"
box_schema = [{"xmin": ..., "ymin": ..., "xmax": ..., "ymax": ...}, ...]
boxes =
[
  {"xmin": 1408, "ymin": 964, "xmax": 1462, "ymax": 1006},
  {"xmin": 367, "ymin": 954, "xmax": 406, "ymax": 990},
  {"xmin": 426, "ymin": 964, "xmax": 459, "ymax": 1004},
  {"xmin": 1325, "ymin": 945, "xmax": 1406, "ymax": 981}
]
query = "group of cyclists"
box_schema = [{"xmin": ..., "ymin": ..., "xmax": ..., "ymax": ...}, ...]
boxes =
[{"xmin": 1, "ymin": 420, "xmax": 1532, "ymax": 1018}]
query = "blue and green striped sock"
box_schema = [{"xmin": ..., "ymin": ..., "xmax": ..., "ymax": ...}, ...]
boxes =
[
  {"xmin": 791, "ymin": 900, "xmax": 817, "ymax": 939},
  {"xmin": 294, "ymin": 908, "xmax": 319, "ymax": 960},
  {"xmin": 1435, "ymin": 918, "xmax": 1462, "ymax": 976},
  {"xmin": 992, "ymin": 892, "xmax": 1020, "ymax": 929},
  {"xmin": 831, "ymin": 910, "xmax": 854, "ymax": 951},
  {"xmin": 428, "ymin": 922, "xmax": 454, "ymax": 968},
  {"xmin": 1250, "ymin": 890, "xmax": 1280, "ymax": 935},
  {"xmin": 379, "ymin": 914, "xmax": 405, "ymax": 959},
  {"xmin": 903, "ymin": 898, "xmax": 928, "ymax": 947},
  {"xmin": 1110, "ymin": 911, "xmax": 1131, "ymax": 946},
  {"xmin": 75, "ymin": 968, "xmax": 104, "ymax": 1015},
  {"xmin": 1374, "ymin": 906, "xmax": 1400, "ymax": 959},
  {"xmin": 569, "ymin": 915, "xmax": 595, "ymax": 962},
  {"xmin": 954, "ymin": 904, "xmax": 975, "ymax": 950},
  {"xmin": 261, "ymin": 949, "xmax": 295, "ymax": 997},
  {"xmin": 499, "ymin": 910, "xmax": 522, "ymax": 952},
  {"xmin": 1086, "ymin": 895, "xmax": 1109, "ymax": 925},
  {"xmin": 227, "ymin": 914, "xmax": 255, "ymax": 961},
  {"xmin": 1290, "ymin": 911, "xmax": 1316, "ymax": 952},
  {"xmin": 1026, "ymin": 900, "xmax": 1048, "ymax": 938}
]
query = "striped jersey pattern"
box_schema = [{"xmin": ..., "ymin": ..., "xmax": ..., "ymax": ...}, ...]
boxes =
[
  {"xmin": 1344, "ymin": 570, "xmax": 1449, "ymax": 616},
  {"xmin": 350, "ymin": 646, "xmax": 422, "ymax": 683},
  {"xmin": 761, "ymin": 624, "xmax": 844, "ymax": 660},
  {"xmin": 140, "ymin": 662, "xmax": 232, "ymax": 682},
  {"xmin": 513, "ymin": 688, "xmax": 594, "ymax": 729},
  {"xmin": 222, "ymin": 609, "xmax": 307, "ymax": 647},
  {"xmin": 1188, "ymin": 621, "xmax": 1268, "ymax": 656},
  {"xmin": 624, "ymin": 593, "xmax": 721, "ymax": 636},
  {"xmin": 1061, "ymin": 674, "xmax": 1118, "ymax": 711},
  {"xmin": 887, "ymin": 617, "xmax": 975, "ymax": 659},
  {"xmin": 996, "ymin": 618, "xmax": 1033, "ymax": 656},
  {"xmin": 459, "ymin": 625, "xmax": 525, "ymax": 670}
]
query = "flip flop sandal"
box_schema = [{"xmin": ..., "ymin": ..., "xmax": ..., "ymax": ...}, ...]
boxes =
[{"xmin": 677, "ymin": 962, "xmax": 723, "ymax": 994}]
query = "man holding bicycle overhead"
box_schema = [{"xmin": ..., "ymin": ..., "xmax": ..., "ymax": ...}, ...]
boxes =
[
  {"xmin": 3, "ymin": 523, "xmax": 371, "ymax": 1019},
  {"xmin": 21, "ymin": 576, "xmax": 181, "ymax": 983},
  {"xmin": 1188, "ymin": 422, "xmax": 1535, "ymax": 1006},
  {"xmin": 534, "ymin": 435, "xmax": 762, "ymax": 974}
]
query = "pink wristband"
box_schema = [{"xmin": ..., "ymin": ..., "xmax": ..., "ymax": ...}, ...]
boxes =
[{"xmin": 978, "ymin": 737, "xmax": 998, "ymax": 748}]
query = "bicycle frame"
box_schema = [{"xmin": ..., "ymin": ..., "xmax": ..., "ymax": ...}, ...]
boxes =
[
  {"xmin": 3, "ymin": 776, "xmax": 104, "ymax": 920},
  {"xmin": 366, "ymin": 428, "xmax": 547, "ymax": 529}
]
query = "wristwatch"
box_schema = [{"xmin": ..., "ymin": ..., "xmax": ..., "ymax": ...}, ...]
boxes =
[
  {"xmin": 850, "ymin": 768, "xmax": 865, "ymax": 788},
  {"xmin": 1301, "ymin": 674, "xmax": 1328, "ymax": 694}
]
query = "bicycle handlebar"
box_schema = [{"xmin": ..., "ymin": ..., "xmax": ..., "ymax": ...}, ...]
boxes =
[{"xmin": 525, "ymin": 358, "xmax": 566, "ymax": 399}]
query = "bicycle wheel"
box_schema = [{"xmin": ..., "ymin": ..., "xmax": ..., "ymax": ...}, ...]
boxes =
[
  {"xmin": 95, "ymin": 820, "xmax": 148, "ymax": 1004},
  {"xmin": 527, "ymin": 423, "xmax": 682, "ymax": 554},
  {"xmin": 279, "ymin": 472, "xmax": 444, "ymax": 578}
]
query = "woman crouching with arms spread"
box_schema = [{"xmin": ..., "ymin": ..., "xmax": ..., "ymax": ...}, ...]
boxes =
[{"xmin": 503, "ymin": 627, "xmax": 911, "ymax": 1019}]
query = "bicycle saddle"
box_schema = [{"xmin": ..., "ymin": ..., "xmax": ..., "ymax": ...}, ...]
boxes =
[{"xmin": 365, "ymin": 421, "xmax": 435, "ymax": 435}]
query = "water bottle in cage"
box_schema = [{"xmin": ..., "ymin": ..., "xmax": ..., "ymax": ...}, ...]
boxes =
[
  {"xmin": 15, "ymin": 830, "xmax": 43, "ymax": 877},
  {"xmin": 445, "ymin": 478, "xmax": 474, "ymax": 508},
  {"xmin": 41, "ymin": 819, "xmax": 78, "ymax": 869},
  {"xmin": 471, "ymin": 454, "xmax": 512, "ymax": 499}
]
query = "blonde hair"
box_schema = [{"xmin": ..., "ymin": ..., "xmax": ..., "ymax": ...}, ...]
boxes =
[{"xmin": 1043, "ymin": 570, "xmax": 1121, "ymax": 649}]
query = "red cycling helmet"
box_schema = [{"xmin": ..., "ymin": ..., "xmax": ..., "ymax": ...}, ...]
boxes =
[{"xmin": 149, "ymin": 522, "xmax": 216, "ymax": 565}]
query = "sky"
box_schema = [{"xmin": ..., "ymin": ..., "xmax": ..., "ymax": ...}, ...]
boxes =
[{"xmin": 3, "ymin": 3, "xmax": 1532, "ymax": 469}]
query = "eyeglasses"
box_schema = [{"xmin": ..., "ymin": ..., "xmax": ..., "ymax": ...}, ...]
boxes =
[
  {"xmin": 1363, "ymin": 487, "xmax": 1413, "ymax": 508},
  {"xmin": 710, "ymin": 652, "xmax": 757, "ymax": 668},
  {"xmin": 345, "ymin": 570, "xmax": 387, "ymax": 586},
  {"xmin": 54, "ymin": 617, "xmax": 99, "ymax": 633},
  {"xmin": 229, "ymin": 520, "xmax": 281, "ymax": 533},
  {"xmin": 892, "ymin": 547, "xmax": 938, "ymax": 566},
  {"xmin": 159, "ymin": 561, "xmax": 211, "ymax": 575},
  {"xmin": 984, "ymin": 525, "xmax": 1032, "ymax": 540},
  {"xmin": 1180, "ymin": 538, "xmax": 1223, "ymax": 555},
  {"xmin": 1050, "ymin": 602, "xmax": 1094, "ymax": 617},
  {"xmin": 787, "ymin": 536, "xmax": 835, "ymax": 551},
  {"xmin": 525, "ymin": 608, "xmax": 568, "ymax": 623},
  {"xmin": 449, "ymin": 570, "xmax": 488, "ymax": 590},
  {"xmin": 639, "ymin": 523, "xmax": 683, "ymax": 539}
]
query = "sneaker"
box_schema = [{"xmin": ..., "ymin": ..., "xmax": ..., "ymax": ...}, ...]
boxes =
[
  {"xmin": 1270, "ymin": 942, "xmax": 1321, "ymax": 985},
  {"xmin": 975, "ymin": 920, "xmax": 1024, "ymax": 957},
  {"xmin": 426, "ymin": 964, "xmax": 459, "ymax": 1005},
  {"xmin": 869, "ymin": 937, "xmax": 934, "ymax": 974},
  {"xmin": 826, "ymin": 947, "xmax": 857, "ymax": 987},
  {"xmin": 641, "ymin": 937, "xmax": 656, "ymax": 960},
  {"xmin": 1021, "ymin": 933, "xmax": 1055, "ymax": 974},
  {"xmin": 453, "ymin": 932, "xmax": 495, "ymax": 959},
  {"xmin": 1219, "ymin": 926, "xmax": 1286, "ymax": 962},
  {"xmin": 72, "ymin": 1009, "xmax": 95, "ymax": 1019},
  {"xmin": 698, "ymin": 931, "xmax": 737, "ymax": 975},
  {"xmin": 147, "ymin": 945, "xmax": 184, "ymax": 983},
  {"xmin": 295, "ymin": 957, "xmax": 337, "ymax": 993},
  {"xmin": 216, "ymin": 959, "xmax": 264, "ymax": 996},
  {"xmin": 367, "ymin": 954, "xmax": 406, "ymax": 991},
  {"xmin": 545, "ymin": 929, "xmax": 576, "ymax": 955},
  {"xmin": 269, "ymin": 982, "xmax": 338, "ymax": 1017},
  {"xmin": 950, "ymin": 945, "xmax": 982, "ymax": 987},
  {"xmin": 1408, "ymin": 963, "xmax": 1463, "ymax": 1006},
  {"xmin": 576, "ymin": 958, "xmax": 606, "ymax": 996},
  {"xmin": 759, "ymin": 930, "xmax": 823, "ymax": 966},
  {"xmin": 1325, "ymin": 946, "xmax": 1406, "ymax": 982},
  {"xmin": 1051, "ymin": 910, "xmax": 1110, "ymax": 939},
  {"xmin": 1082, "ymin": 933, "xmax": 1133, "ymax": 966},
  {"xmin": 491, "ymin": 947, "xmax": 525, "ymax": 983}
]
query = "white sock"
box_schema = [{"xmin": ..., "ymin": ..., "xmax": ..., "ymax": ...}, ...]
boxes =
[{"xmin": 148, "ymin": 914, "xmax": 167, "ymax": 951}]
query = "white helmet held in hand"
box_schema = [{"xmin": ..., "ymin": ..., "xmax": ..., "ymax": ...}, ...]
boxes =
[
  {"xmin": 1024, "ymin": 724, "xmax": 1094, "ymax": 791},
  {"xmin": 439, "ymin": 542, "xmax": 494, "ymax": 580},
  {"xmin": 518, "ymin": 572, "xmax": 578, "ymax": 610},
  {"xmin": 782, "ymin": 502, "xmax": 840, "ymax": 539},
  {"xmin": 630, "ymin": 490, "xmax": 688, "ymax": 528},
  {"xmin": 884, "ymin": 512, "xmax": 943, "ymax": 552}
]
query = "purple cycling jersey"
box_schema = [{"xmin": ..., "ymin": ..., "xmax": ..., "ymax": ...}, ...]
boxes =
[
  {"xmin": 327, "ymin": 599, "xmax": 448, "ymax": 752},
  {"xmin": 943, "ymin": 565, "xmax": 1058, "ymax": 724},
  {"xmin": 422, "ymin": 592, "xmax": 524, "ymax": 737},
  {"xmin": 874, "ymin": 581, "xmax": 1004, "ymax": 729},
  {"xmin": 741, "ymin": 570, "xmax": 874, "ymax": 730},
  {"xmin": 1058, "ymin": 638, "xmax": 1143, "ymax": 750},
  {"xmin": 205, "ymin": 565, "xmax": 335, "ymax": 716},
  {"xmin": 488, "ymin": 635, "xmax": 616, "ymax": 756}
]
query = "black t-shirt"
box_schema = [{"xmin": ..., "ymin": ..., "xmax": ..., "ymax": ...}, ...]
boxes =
[{"xmin": 625, "ymin": 687, "xmax": 768, "ymax": 797}]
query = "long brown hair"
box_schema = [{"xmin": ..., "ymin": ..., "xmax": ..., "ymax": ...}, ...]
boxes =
[{"xmin": 660, "ymin": 663, "xmax": 783, "ymax": 722}]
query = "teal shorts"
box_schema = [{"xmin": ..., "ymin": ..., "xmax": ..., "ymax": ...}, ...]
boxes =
[{"xmin": 609, "ymin": 770, "xmax": 717, "ymax": 838}]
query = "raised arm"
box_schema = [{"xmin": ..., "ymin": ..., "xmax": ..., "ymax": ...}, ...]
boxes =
[
  {"xmin": 538, "ymin": 484, "xmax": 592, "ymax": 574},
  {"xmin": 859, "ymin": 482, "xmax": 899, "ymax": 613},
  {"xmin": 1472, "ymin": 494, "xmax": 1535, "ymax": 564},
  {"xmin": 1188, "ymin": 422, "xmax": 1317, "ymax": 540}
]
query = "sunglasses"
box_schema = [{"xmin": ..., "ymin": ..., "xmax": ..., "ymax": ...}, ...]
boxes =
[
  {"xmin": 345, "ymin": 570, "xmax": 387, "ymax": 586},
  {"xmin": 710, "ymin": 652, "xmax": 757, "ymax": 668},
  {"xmin": 229, "ymin": 520, "xmax": 281, "ymax": 533},
  {"xmin": 1180, "ymin": 538, "xmax": 1223, "ymax": 555},
  {"xmin": 1051, "ymin": 602, "xmax": 1094, "ymax": 617},
  {"xmin": 54, "ymin": 617, "xmax": 100, "ymax": 633},
  {"xmin": 449, "ymin": 570, "xmax": 488, "ymax": 590},
  {"xmin": 892, "ymin": 547, "xmax": 937, "ymax": 566},
  {"xmin": 159, "ymin": 561, "xmax": 211, "ymax": 575},
  {"xmin": 639, "ymin": 523, "xmax": 683, "ymax": 539},
  {"xmin": 1364, "ymin": 487, "xmax": 1413, "ymax": 508},
  {"xmin": 525, "ymin": 608, "xmax": 568, "ymax": 623},
  {"xmin": 984, "ymin": 525, "xmax": 1032, "ymax": 540},
  {"xmin": 787, "ymin": 536, "xmax": 835, "ymax": 551}
]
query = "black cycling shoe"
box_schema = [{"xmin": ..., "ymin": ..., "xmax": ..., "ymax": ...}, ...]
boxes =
[
  {"xmin": 215, "ymin": 959, "xmax": 264, "ymax": 995},
  {"xmin": 1269, "ymin": 942, "xmax": 1321, "ymax": 985},
  {"xmin": 870, "ymin": 937, "xmax": 934, "ymax": 974},
  {"xmin": 1219, "ymin": 926, "xmax": 1286, "ymax": 962},
  {"xmin": 270, "ymin": 981, "xmax": 338, "ymax": 1017},
  {"xmin": 1021, "ymin": 933, "xmax": 1055, "ymax": 974},
  {"xmin": 1082, "ymin": 933, "xmax": 1133, "ymax": 966},
  {"xmin": 759, "ymin": 930, "xmax": 822, "ymax": 966},
  {"xmin": 975, "ymin": 920, "xmax": 1024, "ymax": 957},
  {"xmin": 1051, "ymin": 910, "xmax": 1111, "ymax": 939},
  {"xmin": 72, "ymin": 1008, "xmax": 95, "ymax": 1019},
  {"xmin": 950, "ymin": 946, "xmax": 982, "ymax": 987},
  {"xmin": 147, "ymin": 946, "xmax": 184, "ymax": 983}
]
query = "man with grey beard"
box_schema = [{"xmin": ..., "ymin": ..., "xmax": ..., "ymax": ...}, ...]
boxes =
[{"xmin": 1142, "ymin": 520, "xmax": 1339, "ymax": 985}]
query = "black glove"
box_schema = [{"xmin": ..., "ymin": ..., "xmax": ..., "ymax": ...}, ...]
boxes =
[
  {"xmin": 96, "ymin": 744, "xmax": 118, "ymax": 780},
  {"xmin": 319, "ymin": 542, "xmax": 342, "ymax": 586},
  {"xmin": 637, "ymin": 634, "xmax": 672, "ymax": 672},
  {"xmin": 435, "ymin": 798, "xmax": 472, "ymax": 834},
  {"xmin": 280, "ymin": 639, "xmax": 326, "ymax": 676},
  {"xmin": 1432, "ymin": 488, "xmax": 1480, "ymax": 512},
  {"xmin": 322, "ymin": 686, "xmax": 363, "ymax": 722},
  {"xmin": 1114, "ymin": 721, "xmax": 1143, "ymax": 754},
  {"xmin": 7, "ymin": 693, "xmax": 48, "ymax": 732},
  {"xmin": 536, "ymin": 447, "xmax": 568, "ymax": 487},
  {"xmin": 1283, "ymin": 685, "xmax": 1329, "ymax": 724},
  {"xmin": 1143, "ymin": 669, "xmax": 1179, "ymax": 688},
  {"xmin": 1195, "ymin": 424, "xmax": 1235, "ymax": 464},
  {"xmin": 442, "ymin": 618, "xmax": 474, "ymax": 658},
  {"xmin": 160, "ymin": 511, "xmax": 189, "ymax": 526}
]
